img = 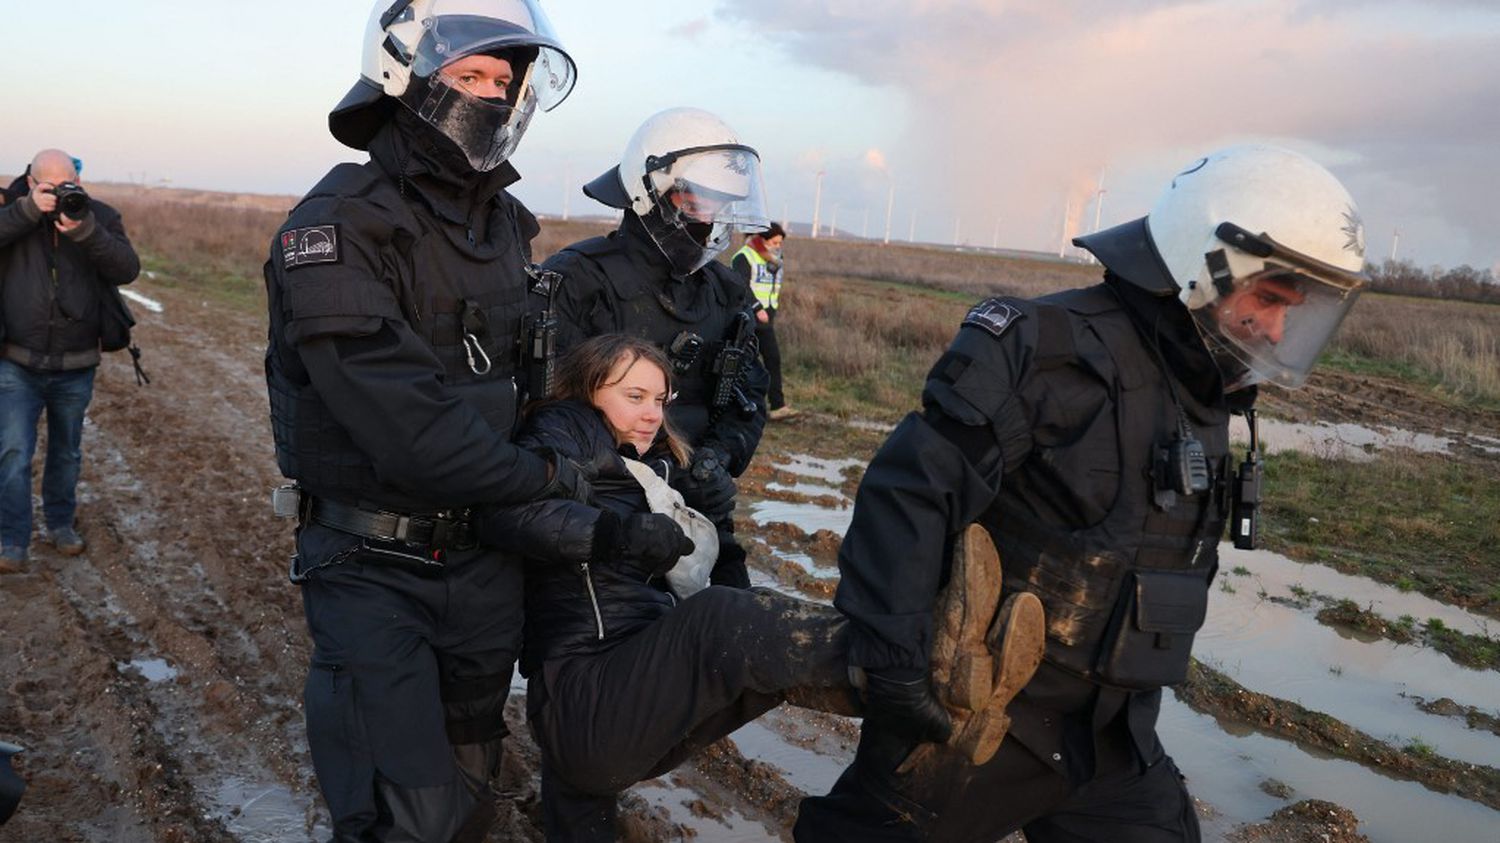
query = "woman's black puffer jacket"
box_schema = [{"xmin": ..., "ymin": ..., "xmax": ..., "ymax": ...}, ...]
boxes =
[{"xmin": 476, "ymin": 399, "xmax": 676, "ymax": 676}]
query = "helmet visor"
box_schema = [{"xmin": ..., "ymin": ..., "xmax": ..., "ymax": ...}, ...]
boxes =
[
  {"xmin": 639, "ymin": 145, "xmax": 770, "ymax": 276},
  {"xmin": 1191, "ymin": 225, "xmax": 1367, "ymax": 391},
  {"xmin": 647, "ymin": 144, "xmax": 770, "ymax": 229},
  {"xmin": 397, "ymin": 0, "xmax": 576, "ymax": 110}
]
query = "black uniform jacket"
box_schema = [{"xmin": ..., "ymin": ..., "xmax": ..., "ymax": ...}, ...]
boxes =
[
  {"xmin": 835, "ymin": 275, "xmax": 1233, "ymax": 779},
  {"xmin": 477, "ymin": 399, "xmax": 677, "ymax": 676},
  {"xmin": 264, "ymin": 112, "xmax": 553, "ymax": 514},
  {"xmin": 541, "ymin": 214, "xmax": 768, "ymax": 476},
  {"xmin": 0, "ymin": 191, "xmax": 139, "ymax": 367}
]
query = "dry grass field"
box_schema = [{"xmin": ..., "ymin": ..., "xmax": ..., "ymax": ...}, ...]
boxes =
[{"xmin": 11, "ymin": 180, "xmax": 1487, "ymax": 414}]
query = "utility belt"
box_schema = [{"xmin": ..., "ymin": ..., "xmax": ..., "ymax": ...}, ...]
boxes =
[{"xmin": 273, "ymin": 485, "xmax": 477, "ymax": 553}]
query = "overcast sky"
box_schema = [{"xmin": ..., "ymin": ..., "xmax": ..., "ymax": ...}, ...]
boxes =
[{"xmin": 3, "ymin": 1, "xmax": 1496, "ymax": 272}]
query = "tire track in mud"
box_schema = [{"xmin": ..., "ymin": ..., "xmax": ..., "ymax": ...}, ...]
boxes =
[
  {"xmin": 81, "ymin": 288, "xmax": 324, "ymax": 831},
  {"xmin": 1261, "ymin": 368, "xmax": 1500, "ymax": 446},
  {"xmin": 2, "ymin": 283, "xmax": 325, "ymax": 839}
]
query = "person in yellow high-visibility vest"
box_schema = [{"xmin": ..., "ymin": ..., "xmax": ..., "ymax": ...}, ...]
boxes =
[{"xmin": 732, "ymin": 222, "xmax": 796, "ymax": 419}]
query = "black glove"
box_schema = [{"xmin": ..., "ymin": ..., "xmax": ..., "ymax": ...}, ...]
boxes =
[
  {"xmin": 616, "ymin": 513, "xmax": 695, "ymax": 578},
  {"xmin": 708, "ymin": 533, "xmax": 750, "ymax": 589},
  {"xmin": 690, "ymin": 444, "xmax": 728, "ymax": 481},
  {"xmin": 674, "ymin": 444, "xmax": 736, "ymax": 519},
  {"xmin": 861, "ymin": 667, "xmax": 953, "ymax": 745},
  {"xmin": 537, "ymin": 449, "xmax": 594, "ymax": 504}
]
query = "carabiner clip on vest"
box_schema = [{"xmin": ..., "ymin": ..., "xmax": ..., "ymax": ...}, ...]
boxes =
[
  {"xmin": 462, "ymin": 332, "xmax": 492, "ymax": 375},
  {"xmin": 458, "ymin": 298, "xmax": 493, "ymax": 375}
]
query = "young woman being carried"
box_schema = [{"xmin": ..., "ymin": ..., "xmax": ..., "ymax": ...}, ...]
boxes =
[{"xmin": 478, "ymin": 334, "xmax": 855, "ymax": 840}]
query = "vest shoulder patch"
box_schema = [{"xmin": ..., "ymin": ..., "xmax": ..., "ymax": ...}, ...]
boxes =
[
  {"xmin": 963, "ymin": 298, "xmax": 1023, "ymax": 338},
  {"xmin": 281, "ymin": 224, "xmax": 342, "ymax": 271}
]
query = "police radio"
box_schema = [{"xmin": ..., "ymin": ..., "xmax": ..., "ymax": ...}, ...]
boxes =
[
  {"xmin": 524, "ymin": 265, "xmax": 563, "ymax": 400},
  {"xmin": 1165, "ymin": 435, "xmax": 1212, "ymax": 496},
  {"xmin": 1159, "ymin": 407, "xmax": 1212, "ymax": 492},
  {"xmin": 1230, "ymin": 408, "xmax": 1263, "ymax": 550},
  {"xmin": 709, "ymin": 312, "xmax": 758, "ymax": 419}
]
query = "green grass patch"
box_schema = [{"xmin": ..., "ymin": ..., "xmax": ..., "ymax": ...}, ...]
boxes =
[
  {"xmin": 1262, "ymin": 448, "xmax": 1500, "ymax": 616},
  {"xmin": 1319, "ymin": 347, "xmax": 1428, "ymax": 382},
  {"xmin": 140, "ymin": 252, "xmax": 267, "ymax": 315}
]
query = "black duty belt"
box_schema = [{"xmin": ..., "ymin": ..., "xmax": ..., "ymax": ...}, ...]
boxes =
[{"xmin": 307, "ymin": 497, "xmax": 477, "ymax": 551}]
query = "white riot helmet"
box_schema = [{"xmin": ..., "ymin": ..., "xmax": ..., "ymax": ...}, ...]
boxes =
[
  {"xmin": 583, "ymin": 108, "xmax": 771, "ymax": 276},
  {"xmin": 1079, "ymin": 145, "xmax": 1369, "ymax": 392},
  {"xmin": 330, "ymin": 0, "xmax": 577, "ymax": 171}
]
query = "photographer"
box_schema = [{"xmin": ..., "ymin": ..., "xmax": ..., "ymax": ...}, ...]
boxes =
[{"xmin": 0, "ymin": 149, "xmax": 139, "ymax": 572}]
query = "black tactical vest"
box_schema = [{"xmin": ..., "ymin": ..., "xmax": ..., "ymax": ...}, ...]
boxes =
[
  {"xmin": 560, "ymin": 236, "xmax": 748, "ymax": 443},
  {"xmin": 266, "ymin": 162, "xmax": 536, "ymax": 508},
  {"xmin": 982, "ymin": 286, "xmax": 1231, "ymax": 690}
]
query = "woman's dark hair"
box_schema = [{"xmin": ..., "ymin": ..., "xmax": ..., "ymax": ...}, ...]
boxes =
[
  {"xmin": 764, "ymin": 222, "xmax": 786, "ymax": 240},
  {"xmin": 550, "ymin": 334, "xmax": 692, "ymax": 465}
]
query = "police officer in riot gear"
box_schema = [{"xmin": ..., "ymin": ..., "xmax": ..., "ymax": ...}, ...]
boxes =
[
  {"xmin": 794, "ymin": 145, "xmax": 1368, "ymax": 842},
  {"xmin": 263, "ymin": 2, "xmax": 587, "ymax": 839},
  {"xmin": 543, "ymin": 108, "xmax": 773, "ymax": 589}
]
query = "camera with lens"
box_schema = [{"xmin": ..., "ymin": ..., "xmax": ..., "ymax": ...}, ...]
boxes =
[{"xmin": 48, "ymin": 182, "xmax": 91, "ymax": 221}]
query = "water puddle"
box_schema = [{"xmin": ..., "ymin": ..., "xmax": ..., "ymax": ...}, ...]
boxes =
[
  {"xmin": 766, "ymin": 480, "xmax": 847, "ymax": 500},
  {"xmin": 747, "ymin": 500, "xmax": 853, "ymax": 536},
  {"xmin": 774, "ymin": 455, "xmax": 864, "ymax": 486},
  {"xmin": 120, "ymin": 287, "xmax": 165, "ymax": 314},
  {"xmin": 121, "ymin": 656, "xmax": 178, "ymax": 683},
  {"xmin": 629, "ymin": 777, "xmax": 781, "ymax": 841},
  {"xmin": 771, "ymin": 551, "xmax": 839, "ymax": 581},
  {"xmin": 728, "ymin": 718, "xmax": 850, "ymax": 796},
  {"xmin": 747, "ymin": 488, "xmax": 1500, "ymax": 832},
  {"xmin": 1224, "ymin": 545, "xmax": 1495, "ymax": 639},
  {"xmin": 1160, "ymin": 695, "xmax": 1500, "ymax": 841},
  {"xmin": 1200, "ymin": 550, "xmax": 1500, "ymax": 768},
  {"xmin": 213, "ymin": 776, "xmax": 327, "ymax": 842},
  {"xmin": 1233, "ymin": 416, "xmax": 1454, "ymax": 460}
]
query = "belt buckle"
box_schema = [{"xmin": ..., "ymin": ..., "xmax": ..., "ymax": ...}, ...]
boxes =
[{"xmin": 391, "ymin": 514, "xmax": 412, "ymax": 542}]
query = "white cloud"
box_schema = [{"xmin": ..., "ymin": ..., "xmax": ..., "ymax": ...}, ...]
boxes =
[{"xmin": 717, "ymin": 0, "xmax": 1500, "ymax": 266}]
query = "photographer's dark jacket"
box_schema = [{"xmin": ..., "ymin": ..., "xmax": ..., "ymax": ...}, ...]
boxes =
[
  {"xmin": 835, "ymin": 273, "xmax": 1236, "ymax": 780},
  {"xmin": 0, "ymin": 192, "xmax": 140, "ymax": 371},
  {"xmin": 263, "ymin": 111, "xmax": 552, "ymax": 515},
  {"xmin": 476, "ymin": 399, "xmax": 676, "ymax": 675},
  {"xmin": 542, "ymin": 214, "xmax": 768, "ymax": 477}
]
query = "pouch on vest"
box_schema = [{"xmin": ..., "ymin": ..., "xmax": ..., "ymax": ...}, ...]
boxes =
[{"xmin": 1095, "ymin": 568, "xmax": 1209, "ymax": 689}]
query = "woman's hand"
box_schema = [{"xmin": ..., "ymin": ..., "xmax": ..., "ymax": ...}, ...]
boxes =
[{"xmin": 616, "ymin": 513, "xmax": 695, "ymax": 578}]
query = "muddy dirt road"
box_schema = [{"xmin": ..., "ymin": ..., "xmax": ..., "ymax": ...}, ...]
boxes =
[{"xmin": 2, "ymin": 275, "xmax": 1497, "ymax": 842}]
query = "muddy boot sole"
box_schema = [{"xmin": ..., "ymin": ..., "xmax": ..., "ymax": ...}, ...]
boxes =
[
  {"xmin": 951, "ymin": 591, "xmax": 1045, "ymax": 765},
  {"xmin": 897, "ymin": 525, "xmax": 1002, "ymax": 775},
  {"xmin": 930, "ymin": 525, "xmax": 1004, "ymax": 712},
  {"xmin": 910, "ymin": 525, "xmax": 1046, "ymax": 770}
]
